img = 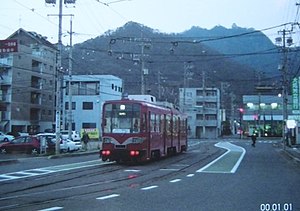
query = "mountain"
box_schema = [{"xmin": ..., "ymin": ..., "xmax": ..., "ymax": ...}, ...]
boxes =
[
  {"xmin": 66, "ymin": 22, "xmax": 293, "ymax": 111},
  {"xmin": 181, "ymin": 24, "xmax": 280, "ymax": 75}
]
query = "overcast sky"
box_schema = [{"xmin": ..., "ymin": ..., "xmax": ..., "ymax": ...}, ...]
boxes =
[{"xmin": 1, "ymin": 0, "xmax": 299, "ymax": 45}]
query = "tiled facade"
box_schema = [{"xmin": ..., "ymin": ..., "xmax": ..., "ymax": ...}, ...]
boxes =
[{"xmin": 0, "ymin": 29, "xmax": 56, "ymax": 134}]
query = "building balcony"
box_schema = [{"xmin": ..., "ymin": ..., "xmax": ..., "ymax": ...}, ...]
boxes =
[
  {"xmin": 196, "ymin": 96, "xmax": 218, "ymax": 102},
  {"xmin": 0, "ymin": 57, "xmax": 13, "ymax": 67},
  {"xmin": 0, "ymin": 111, "xmax": 10, "ymax": 121},
  {"xmin": 195, "ymin": 119, "xmax": 218, "ymax": 127}
]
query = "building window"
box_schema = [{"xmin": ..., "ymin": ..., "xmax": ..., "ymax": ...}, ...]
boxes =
[
  {"xmin": 82, "ymin": 102, "xmax": 93, "ymax": 110},
  {"xmin": 70, "ymin": 81, "xmax": 100, "ymax": 96},
  {"xmin": 82, "ymin": 122, "xmax": 96, "ymax": 128},
  {"xmin": 206, "ymin": 114, "xmax": 217, "ymax": 120},
  {"xmin": 65, "ymin": 102, "xmax": 76, "ymax": 110},
  {"xmin": 206, "ymin": 90, "xmax": 217, "ymax": 96},
  {"xmin": 186, "ymin": 92, "xmax": 192, "ymax": 97}
]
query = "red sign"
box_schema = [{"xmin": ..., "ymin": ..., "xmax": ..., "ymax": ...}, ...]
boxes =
[{"xmin": 0, "ymin": 39, "xmax": 18, "ymax": 53}]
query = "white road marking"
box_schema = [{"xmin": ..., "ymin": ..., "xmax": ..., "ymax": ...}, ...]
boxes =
[
  {"xmin": 141, "ymin": 185, "xmax": 158, "ymax": 190},
  {"xmin": 159, "ymin": 168, "xmax": 180, "ymax": 171},
  {"xmin": 96, "ymin": 194, "xmax": 120, "ymax": 200},
  {"xmin": 196, "ymin": 142, "xmax": 246, "ymax": 174},
  {"xmin": 0, "ymin": 160, "xmax": 104, "ymax": 182},
  {"xmin": 38, "ymin": 207, "xmax": 63, "ymax": 211},
  {"xmin": 186, "ymin": 174, "xmax": 194, "ymax": 177},
  {"xmin": 124, "ymin": 169, "xmax": 141, "ymax": 172},
  {"xmin": 169, "ymin": 179, "xmax": 181, "ymax": 183}
]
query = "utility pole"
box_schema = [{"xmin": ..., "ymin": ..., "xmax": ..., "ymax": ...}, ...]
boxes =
[
  {"xmin": 183, "ymin": 62, "xmax": 192, "ymax": 112},
  {"xmin": 202, "ymin": 70, "xmax": 206, "ymax": 139},
  {"xmin": 68, "ymin": 16, "xmax": 74, "ymax": 140},
  {"xmin": 276, "ymin": 28, "xmax": 292, "ymax": 150},
  {"xmin": 46, "ymin": 0, "xmax": 76, "ymax": 154},
  {"xmin": 141, "ymin": 43, "xmax": 145, "ymax": 94},
  {"xmin": 140, "ymin": 40, "xmax": 151, "ymax": 94},
  {"xmin": 158, "ymin": 69, "xmax": 161, "ymax": 100},
  {"xmin": 55, "ymin": 0, "xmax": 63, "ymax": 155}
]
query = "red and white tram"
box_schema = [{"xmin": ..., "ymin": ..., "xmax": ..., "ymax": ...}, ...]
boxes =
[{"xmin": 100, "ymin": 98, "xmax": 188, "ymax": 163}]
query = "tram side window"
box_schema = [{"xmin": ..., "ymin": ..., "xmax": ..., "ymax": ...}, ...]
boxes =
[
  {"xmin": 173, "ymin": 116, "xmax": 178, "ymax": 136},
  {"xmin": 141, "ymin": 113, "xmax": 147, "ymax": 132},
  {"xmin": 157, "ymin": 114, "xmax": 161, "ymax": 133},
  {"xmin": 160, "ymin": 115, "xmax": 165, "ymax": 133},
  {"xmin": 166, "ymin": 115, "xmax": 171, "ymax": 135},
  {"xmin": 103, "ymin": 104, "xmax": 112, "ymax": 133},
  {"xmin": 150, "ymin": 113, "xmax": 155, "ymax": 132}
]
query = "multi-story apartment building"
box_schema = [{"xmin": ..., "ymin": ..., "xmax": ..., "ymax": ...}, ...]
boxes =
[
  {"xmin": 62, "ymin": 75, "xmax": 123, "ymax": 138},
  {"xmin": 0, "ymin": 28, "xmax": 57, "ymax": 134},
  {"xmin": 179, "ymin": 87, "xmax": 222, "ymax": 139}
]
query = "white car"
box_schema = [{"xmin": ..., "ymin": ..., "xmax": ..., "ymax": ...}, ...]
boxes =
[
  {"xmin": 0, "ymin": 132, "xmax": 15, "ymax": 142},
  {"xmin": 60, "ymin": 131, "xmax": 81, "ymax": 142},
  {"xmin": 60, "ymin": 138, "xmax": 82, "ymax": 152}
]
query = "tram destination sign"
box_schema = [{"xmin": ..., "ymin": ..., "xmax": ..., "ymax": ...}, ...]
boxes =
[{"xmin": 0, "ymin": 39, "xmax": 18, "ymax": 53}]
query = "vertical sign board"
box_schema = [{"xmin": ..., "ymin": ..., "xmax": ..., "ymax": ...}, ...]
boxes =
[
  {"xmin": 292, "ymin": 77, "xmax": 300, "ymax": 110},
  {"xmin": 0, "ymin": 39, "xmax": 18, "ymax": 54}
]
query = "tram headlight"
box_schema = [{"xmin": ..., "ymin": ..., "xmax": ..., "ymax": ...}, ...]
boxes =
[{"xmin": 131, "ymin": 138, "xmax": 144, "ymax": 144}]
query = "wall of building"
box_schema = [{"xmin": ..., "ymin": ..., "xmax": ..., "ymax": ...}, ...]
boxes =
[
  {"xmin": 62, "ymin": 75, "xmax": 123, "ymax": 137},
  {"xmin": 0, "ymin": 29, "xmax": 56, "ymax": 134},
  {"xmin": 179, "ymin": 87, "xmax": 221, "ymax": 139}
]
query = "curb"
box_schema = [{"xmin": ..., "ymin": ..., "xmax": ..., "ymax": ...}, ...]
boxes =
[
  {"xmin": 281, "ymin": 149, "xmax": 300, "ymax": 164},
  {"xmin": 48, "ymin": 150, "xmax": 99, "ymax": 159},
  {"xmin": 0, "ymin": 159, "xmax": 19, "ymax": 166}
]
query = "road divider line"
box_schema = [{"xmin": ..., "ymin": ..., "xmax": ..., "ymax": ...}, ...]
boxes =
[
  {"xmin": 96, "ymin": 194, "xmax": 120, "ymax": 200},
  {"xmin": 141, "ymin": 185, "xmax": 158, "ymax": 190},
  {"xmin": 38, "ymin": 207, "xmax": 63, "ymax": 211}
]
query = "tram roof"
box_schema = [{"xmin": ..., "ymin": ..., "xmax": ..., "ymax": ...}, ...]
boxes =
[{"xmin": 104, "ymin": 98, "xmax": 184, "ymax": 114}]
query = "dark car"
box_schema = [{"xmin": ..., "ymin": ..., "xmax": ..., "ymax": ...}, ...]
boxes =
[{"xmin": 0, "ymin": 136, "xmax": 41, "ymax": 154}]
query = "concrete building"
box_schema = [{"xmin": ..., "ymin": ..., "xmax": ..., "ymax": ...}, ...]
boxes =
[
  {"xmin": 62, "ymin": 75, "xmax": 123, "ymax": 138},
  {"xmin": 0, "ymin": 29, "xmax": 57, "ymax": 134},
  {"xmin": 179, "ymin": 87, "xmax": 222, "ymax": 139}
]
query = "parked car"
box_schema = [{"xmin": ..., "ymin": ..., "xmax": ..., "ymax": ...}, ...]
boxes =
[
  {"xmin": 35, "ymin": 133, "xmax": 58, "ymax": 153},
  {"xmin": 60, "ymin": 138, "xmax": 82, "ymax": 152},
  {"xmin": 0, "ymin": 131, "xmax": 14, "ymax": 142},
  {"xmin": 60, "ymin": 130, "xmax": 81, "ymax": 142},
  {"xmin": 36, "ymin": 133, "xmax": 82, "ymax": 153},
  {"xmin": 0, "ymin": 136, "xmax": 41, "ymax": 154}
]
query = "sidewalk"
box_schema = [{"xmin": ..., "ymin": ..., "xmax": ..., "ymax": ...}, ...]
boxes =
[
  {"xmin": 0, "ymin": 140, "xmax": 102, "ymax": 165},
  {"xmin": 281, "ymin": 144, "xmax": 300, "ymax": 164}
]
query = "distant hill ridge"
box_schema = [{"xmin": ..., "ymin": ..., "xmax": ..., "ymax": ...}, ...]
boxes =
[{"xmin": 67, "ymin": 21, "xmax": 293, "ymax": 107}]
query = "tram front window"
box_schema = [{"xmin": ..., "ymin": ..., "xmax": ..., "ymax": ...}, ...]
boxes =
[{"xmin": 103, "ymin": 103, "xmax": 141, "ymax": 134}]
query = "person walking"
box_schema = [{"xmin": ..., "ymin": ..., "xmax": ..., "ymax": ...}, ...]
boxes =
[
  {"xmin": 251, "ymin": 133, "xmax": 257, "ymax": 147},
  {"xmin": 81, "ymin": 131, "xmax": 90, "ymax": 151}
]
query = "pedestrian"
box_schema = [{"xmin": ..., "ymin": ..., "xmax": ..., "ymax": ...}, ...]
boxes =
[
  {"xmin": 81, "ymin": 131, "xmax": 90, "ymax": 151},
  {"xmin": 251, "ymin": 133, "xmax": 257, "ymax": 147}
]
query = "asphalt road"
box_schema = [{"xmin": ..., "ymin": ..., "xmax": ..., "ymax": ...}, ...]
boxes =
[{"xmin": 0, "ymin": 139, "xmax": 299, "ymax": 211}]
